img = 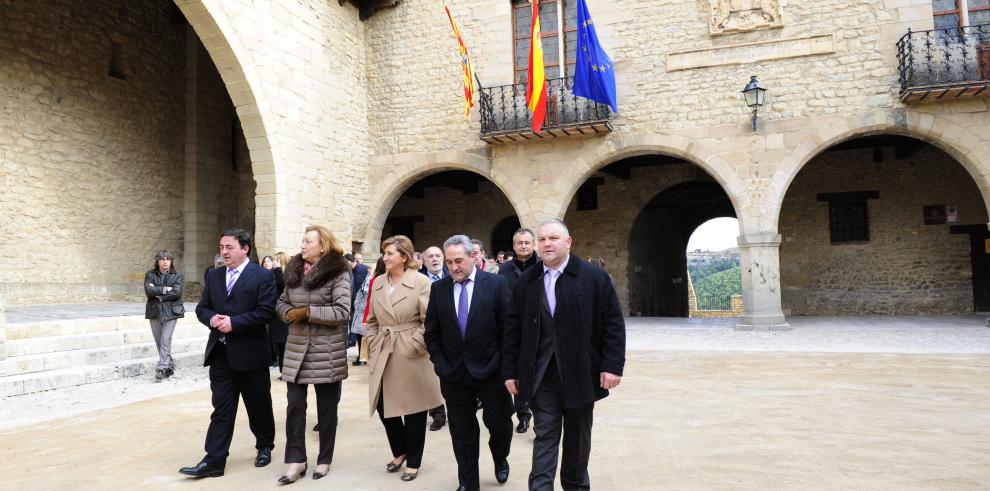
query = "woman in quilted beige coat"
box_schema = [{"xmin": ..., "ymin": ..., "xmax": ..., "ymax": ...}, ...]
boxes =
[{"xmin": 274, "ymin": 225, "xmax": 351, "ymax": 483}]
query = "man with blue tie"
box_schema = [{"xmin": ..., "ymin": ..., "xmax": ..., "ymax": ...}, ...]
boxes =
[
  {"xmin": 426, "ymin": 235, "xmax": 513, "ymax": 491},
  {"xmin": 180, "ymin": 229, "xmax": 278, "ymax": 478}
]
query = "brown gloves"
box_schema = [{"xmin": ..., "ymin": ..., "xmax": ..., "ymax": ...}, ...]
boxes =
[{"xmin": 285, "ymin": 306, "xmax": 310, "ymax": 324}]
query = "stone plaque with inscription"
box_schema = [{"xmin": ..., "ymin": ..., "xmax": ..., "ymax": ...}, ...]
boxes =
[
  {"xmin": 667, "ymin": 34, "xmax": 836, "ymax": 71},
  {"xmin": 710, "ymin": 0, "xmax": 782, "ymax": 36}
]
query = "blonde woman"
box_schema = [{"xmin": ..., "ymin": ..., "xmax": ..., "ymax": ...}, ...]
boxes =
[
  {"xmin": 365, "ymin": 235, "xmax": 443, "ymax": 482},
  {"xmin": 275, "ymin": 225, "xmax": 351, "ymax": 483}
]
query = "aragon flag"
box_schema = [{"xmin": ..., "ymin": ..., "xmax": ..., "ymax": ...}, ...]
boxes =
[
  {"xmin": 572, "ymin": 0, "xmax": 617, "ymax": 113},
  {"xmin": 443, "ymin": 2, "xmax": 478, "ymax": 119},
  {"xmin": 526, "ymin": 0, "xmax": 547, "ymax": 133}
]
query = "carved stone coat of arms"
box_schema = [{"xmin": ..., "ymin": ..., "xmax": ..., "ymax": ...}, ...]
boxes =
[{"xmin": 710, "ymin": 0, "xmax": 782, "ymax": 35}]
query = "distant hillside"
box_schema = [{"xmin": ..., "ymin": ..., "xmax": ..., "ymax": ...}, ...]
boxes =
[{"xmin": 688, "ymin": 248, "xmax": 741, "ymax": 305}]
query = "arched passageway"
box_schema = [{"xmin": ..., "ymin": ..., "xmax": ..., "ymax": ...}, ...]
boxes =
[
  {"xmin": 0, "ymin": 0, "xmax": 257, "ymax": 303},
  {"xmin": 779, "ymin": 134, "xmax": 990, "ymax": 315},
  {"xmin": 381, "ymin": 170, "xmax": 520, "ymax": 257},
  {"xmin": 562, "ymin": 155, "xmax": 738, "ymax": 316}
]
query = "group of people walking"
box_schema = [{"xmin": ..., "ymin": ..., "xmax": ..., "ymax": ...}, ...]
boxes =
[{"xmin": 169, "ymin": 219, "xmax": 625, "ymax": 491}]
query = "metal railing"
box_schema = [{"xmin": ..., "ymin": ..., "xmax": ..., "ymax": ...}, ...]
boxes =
[
  {"xmin": 897, "ymin": 24, "xmax": 990, "ymax": 92},
  {"xmin": 694, "ymin": 294, "xmax": 733, "ymax": 312},
  {"xmin": 479, "ymin": 76, "xmax": 612, "ymax": 136}
]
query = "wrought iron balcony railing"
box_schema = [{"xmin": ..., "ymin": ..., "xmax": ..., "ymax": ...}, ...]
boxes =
[
  {"xmin": 897, "ymin": 24, "xmax": 990, "ymax": 102},
  {"xmin": 479, "ymin": 76, "xmax": 613, "ymax": 143}
]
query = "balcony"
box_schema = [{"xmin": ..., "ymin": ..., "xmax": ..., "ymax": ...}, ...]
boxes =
[
  {"xmin": 479, "ymin": 76, "xmax": 613, "ymax": 144},
  {"xmin": 897, "ymin": 24, "xmax": 990, "ymax": 103}
]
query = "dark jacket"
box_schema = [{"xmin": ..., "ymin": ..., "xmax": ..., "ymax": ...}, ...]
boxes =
[
  {"xmin": 497, "ymin": 255, "xmax": 537, "ymax": 291},
  {"xmin": 277, "ymin": 253, "xmax": 352, "ymax": 384},
  {"xmin": 502, "ymin": 254, "xmax": 626, "ymax": 409},
  {"xmin": 144, "ymin": 270, "xmax": 185, "ymax": 321},
  {"xmin": 196, "ymin": 262, "xmax": 277, "ymax": 371},
  {"xmin": 269, "ymin": 267, "xmax": 288, "ymax": 343},
  {"xmin": 425, "ymin": 269, "xmax": 511, "ymax": 381},
  {"xmin": 352, "ymin": 263, "xmax": 369, "ymax": 303},
  {"xmin": 418, "ymin": 264, "xmax": 450, "ymax": 280}
]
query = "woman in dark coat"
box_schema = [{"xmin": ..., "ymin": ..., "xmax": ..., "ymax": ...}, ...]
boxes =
[
  {"xmin": 275, "ymin": 225, "xmax": 352, "ymax": 483},
  {"xmin": 263, "ymin": 255, "xmax": 289, "ymax": 370},
  {"xmin": 143, "ymin": 250, "xmax": 184, "ymax": 381}
]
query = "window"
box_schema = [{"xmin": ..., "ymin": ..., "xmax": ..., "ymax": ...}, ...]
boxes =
[
  {"xmin": 817, "ymin": 191, "xmax": 879, "ymax": 244},
  {"xmin": 512, "ymin": 0, "xmax": 577, "ymax": 85},
  {"xmin": 934, "ymin": 0, "xmax": 990, "ymax": 29}
]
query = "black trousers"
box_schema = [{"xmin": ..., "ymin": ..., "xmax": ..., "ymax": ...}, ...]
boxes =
[
  {"xmin": 203, "ymin": 345, "xmax": 276, "ymax": 467},
  {"xmin": 529, "ymin": 362, "xmax": 594, "ymax": 491},
  {"xmin": 273, "ymin": 342, "xmax": 286, "ymax": 371},
  {"xmin": 441, "ymin": 370, "xmax": 514, "ymax": 490},
  {"xmin": 377, "ymin": 393, "xmax": 428, "ymax": 468},
  {"xmin": 285, "ymin": 381, "xmax": 340, "ymax": 465},
  {"xmin": 515, "ymin": 395, "xmax": 532, "ymax": 420}
]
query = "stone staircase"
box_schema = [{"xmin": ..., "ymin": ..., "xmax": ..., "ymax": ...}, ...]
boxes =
[{"xmin": 1, "ymin": 308, "xmax": 210, "ymax": 397}]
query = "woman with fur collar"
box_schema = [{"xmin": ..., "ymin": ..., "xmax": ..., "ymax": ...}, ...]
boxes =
[{"xmin": 275, "ymin": 225, "xmax": 352, "ymax": 483}]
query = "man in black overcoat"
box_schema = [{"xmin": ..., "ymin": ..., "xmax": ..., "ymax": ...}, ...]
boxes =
[
  {"xmin": 497, "ymin": 226, "xmax": 538, "ymax": 433},
  {"xmin": 503, "ymin": 219, "xmax": 626, "ymax": 491},
  {"xmin": 180, "ymin": 229, "xmax": 277, "ymax": 478},
  {"xmin": 426, "ymin": 235, "xmax": 514, "ymax": 491}
]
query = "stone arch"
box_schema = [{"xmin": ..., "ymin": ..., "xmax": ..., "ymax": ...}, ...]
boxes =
[
  {"xmin": 360, "ymin": 151, "xmax": 528, "ymax": 252},
  {"xmin": 769, "ymin": 111, "xmax": 990, "ymax": 229},
  {"xmin": 555, "ymin": 134, "xmax": 751, "ymax": 232},
  {"xmin": 174, "ymin": 0, "xmax": 281, "ymax": 252}
]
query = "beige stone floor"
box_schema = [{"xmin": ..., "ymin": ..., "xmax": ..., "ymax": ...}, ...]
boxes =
[{"xmin": 4, "ymin": 350, "xmax": 990, "ymax": 490}]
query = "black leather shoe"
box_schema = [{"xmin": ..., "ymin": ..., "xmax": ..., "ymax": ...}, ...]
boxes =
[
  {"xmin": 255, "ymin": 448, "xmax": 272, "ymax": 467},
  {"xmin": 515, "ymin": 416, "xmax": 530, "ymax": 433},
  {"xmin": 429, "ymin": 417, "xmax": 446, "ymax": 431},
  {"xmin": 495, "ymin": 460, "xmax": 510, "ymax": 484},
  {"xmin": 179, "ymin": 460, "xmax": 224, "ymax": 478}
]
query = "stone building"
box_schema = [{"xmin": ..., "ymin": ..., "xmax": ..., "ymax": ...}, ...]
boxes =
[{"xmin": 2, "ymin": 0, "xmax": 989, "ymax": 330}]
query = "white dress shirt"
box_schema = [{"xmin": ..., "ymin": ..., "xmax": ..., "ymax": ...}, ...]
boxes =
[{"xmin": 453, "ymin": 266, "xmax": 478, "ymax": 318}]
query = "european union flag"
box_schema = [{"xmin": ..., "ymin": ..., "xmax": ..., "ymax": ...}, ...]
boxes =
[{"xmin": 572, "ymin": 0, "xmax": 617, "ymax": 113}]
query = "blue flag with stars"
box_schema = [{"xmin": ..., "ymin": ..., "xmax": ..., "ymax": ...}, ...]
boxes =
[{"xmin": 572, "ymin": 0, "xmax": 617, "ymax": 113}]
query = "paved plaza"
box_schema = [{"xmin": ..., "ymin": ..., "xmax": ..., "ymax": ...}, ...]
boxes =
[{"xmin": 2, "ymin": 315, "xmax": 990, "ymax": 490}]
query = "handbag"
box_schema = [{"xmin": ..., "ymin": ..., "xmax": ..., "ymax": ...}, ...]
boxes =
[{"xmin": 171, "ymin": 302, "xmax": 186, "ymax": 317}]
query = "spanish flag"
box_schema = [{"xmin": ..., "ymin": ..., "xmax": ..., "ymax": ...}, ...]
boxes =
[
  {"xmin": 526, "ymin": 0, "xmax": 547, "ymax": 133},
  {"xmin": 444, "ymin": 2, "xmax": 477, "ymax": 119}
]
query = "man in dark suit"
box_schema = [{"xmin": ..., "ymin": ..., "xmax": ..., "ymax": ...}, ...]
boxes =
[
  {"xmin": 419, "ymin": 244, "xmax": 450, "ymax": 431},
  {"xmin": 426, "ymin": 235, "xmax": 513, "ymax": 491},
  {"xmin": 496, "ymin": 227, "xmax": 538, "ymax": 433},
  {"xmin": 503, "ymin": 219, "xmax": 626, "ymax": 491},
  {"xmin": 180, "ymin": 229, "xmax": 278, "ymax": 478}
]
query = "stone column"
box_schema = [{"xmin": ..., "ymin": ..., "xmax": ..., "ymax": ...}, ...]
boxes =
[
  {"xmin": 0, "ymin": 293, "xmax": 6, "ymax": 361},
  {"xmin": 736, "ymin": 233, "xmax": 790, "ymax": 331}
]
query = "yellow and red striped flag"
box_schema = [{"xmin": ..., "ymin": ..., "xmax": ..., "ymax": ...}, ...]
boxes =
[
  {"xmin": 526, "ymin": 0, "xmax": 547, "ymax": 133},
  {"xmin": 444, "ymin": 2, "xmax": 477, "ymax": 119}
]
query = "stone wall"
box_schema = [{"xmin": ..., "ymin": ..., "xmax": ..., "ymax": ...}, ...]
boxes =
[
  {"xmin": 779, "ymin": 144, "xmax": 988, "ymax": 315},
  {"xmin": 0, "ymin": 0, "xmax": 186, "ymax": 304},
  {"xmin": 0, "ymin": 1, "xmax": 252, "ymax": 304}
]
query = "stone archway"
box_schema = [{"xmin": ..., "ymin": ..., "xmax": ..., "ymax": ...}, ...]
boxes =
[
  {"xmin": 561, "ymin": 154, "xmax": 739, "ymax": 316},
  {"xmin": 778, "ymin": 133, "xmax": 990, "ymax": 316}
]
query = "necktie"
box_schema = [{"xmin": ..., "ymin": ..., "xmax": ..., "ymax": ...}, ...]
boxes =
[
  {"xmin": 226, "ymin": 268, "xmax": 239, "ymax": 295},
  {"xmin": 430, "ymin": 273, "xmax": 440, "ymax": 283},
  {"xmin": 457, "ymin": 279, "xmax": 470, "ymax": 338},
  {"xmin": 544, "ymin": 269, "xmax": 557, "ymax": 316}
]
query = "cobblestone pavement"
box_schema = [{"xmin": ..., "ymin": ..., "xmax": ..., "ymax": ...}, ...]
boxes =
[{"xmin": 2, "ymin": 315, "xmax": 990, "ymax": 489}]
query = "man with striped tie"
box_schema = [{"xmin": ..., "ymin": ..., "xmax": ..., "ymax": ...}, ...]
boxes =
[{"xmin": 181, "ymin": 228, "xmax": 278, "ymax": 478}]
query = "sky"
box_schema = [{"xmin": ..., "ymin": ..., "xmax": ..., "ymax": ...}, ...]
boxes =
[{"xmin": 686, "ymin": 217, "xmax": 740, "ymax": 252}]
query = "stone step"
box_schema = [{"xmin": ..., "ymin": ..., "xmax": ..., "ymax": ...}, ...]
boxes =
[
  {"xmin": 0, "ymin": 336, "xmax": 209, "ymax": 377},
  {"xmin": 0, "ymin": 347, "xmax": 209, "ymax": 398},
  {"xmin": 5, "ymin": 313, "xmax": 200, "ymax": 340},
  {"xmin": 4, "ymin": 321, "xmax": 207, "ymax": 357}
]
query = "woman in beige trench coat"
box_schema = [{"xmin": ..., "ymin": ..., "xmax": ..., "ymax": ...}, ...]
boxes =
[{"xmin": 365, "ymin": 234, "xmax": 443, "ymax": 482}]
